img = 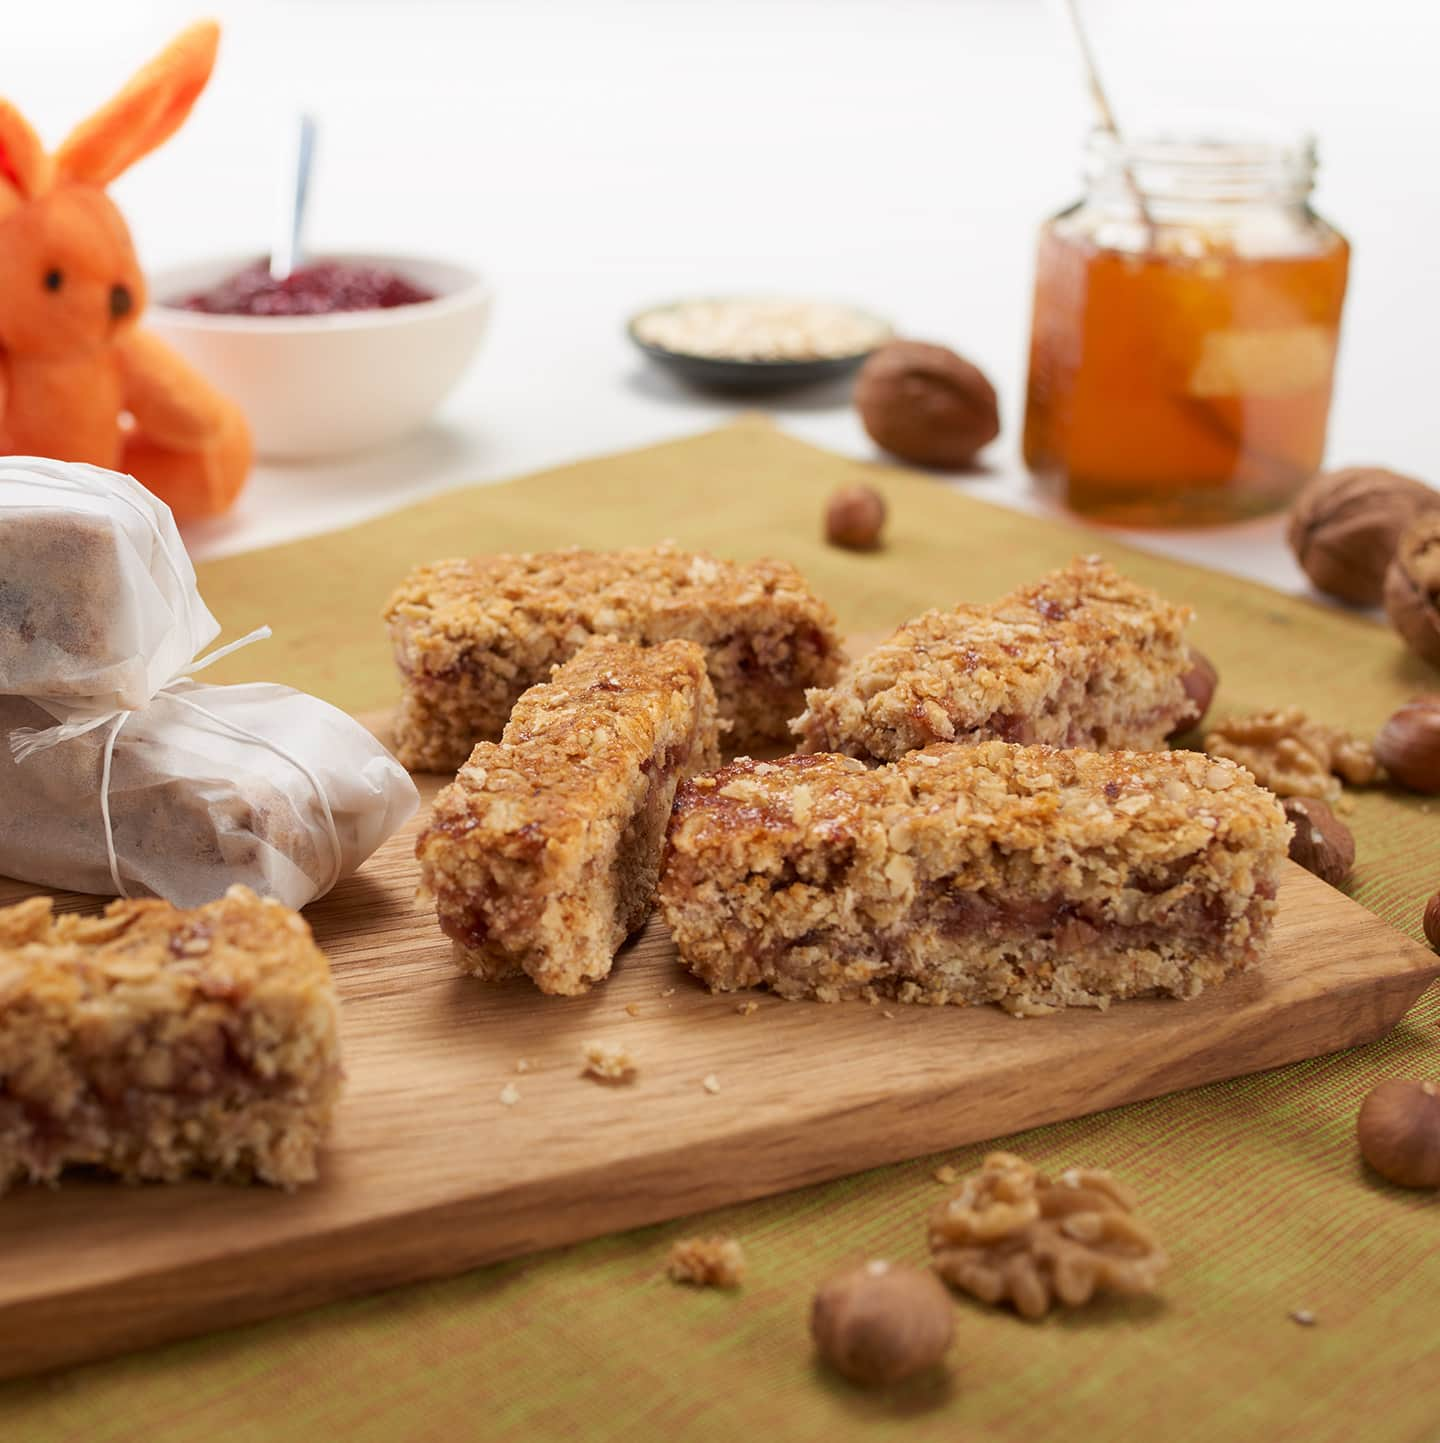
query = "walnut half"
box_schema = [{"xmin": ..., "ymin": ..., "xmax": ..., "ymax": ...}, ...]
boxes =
[
  {"xmin": 927, "ymin": 1152, "xmax": 1167, "ymax": 1320},
  {"xmin": 1204, "ymin": 707, "xmax": 1379, "ymax": 800}
]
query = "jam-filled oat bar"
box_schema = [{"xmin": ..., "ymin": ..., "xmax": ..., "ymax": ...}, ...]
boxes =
[
  {"xmin": 417, "ymin": 637, "xmax": 721, "ymax": 996},
  {"xmin": 792, "ymin": 557, "xmax": 1194, "ymax": 763},
  {"xmin": 0, "ymin": 886, "xmax": 342, "ymax": 1192},
  {"xmin": 660, "ymin": 742, "xmax": 1287, "ymax": 1015},
  {"xmin": 385, "ymin": 544, "xmax": 843, "ymax": 771}
]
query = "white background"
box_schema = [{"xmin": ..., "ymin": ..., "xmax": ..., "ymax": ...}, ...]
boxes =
[{"xmin": 10, "ymin": 0, "xmax": 1440, "ymax": 592}]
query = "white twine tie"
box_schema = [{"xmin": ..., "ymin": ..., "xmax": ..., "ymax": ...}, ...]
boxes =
[{"xmin": 7, "ymin": 626, "xmax": 344, "ymax": 900}]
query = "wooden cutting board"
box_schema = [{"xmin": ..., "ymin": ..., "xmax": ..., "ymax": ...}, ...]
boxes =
[{"xmin": 0, "ymin": 716, "xmax": 1435, "ymax": 1380}]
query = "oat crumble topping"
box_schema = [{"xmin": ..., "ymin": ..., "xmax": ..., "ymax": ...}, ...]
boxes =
[
  {"xmin": 385, "ymin": 543, "xmax": 843, "ymax": 770},
  {"xmin": 582, "ymin": 1040, "xmax": 638, "ymax": 1083},
  {"xmin": 417, "ymin": 638, "xmax": 720, "ymax": 996},
  {"xmin": 666, "ymin": 1234, "xmax": 747, "ymax": 1288},
  {"xmin": 792, "ymin": 556, "xmax": 1192, "ymax": 763}
]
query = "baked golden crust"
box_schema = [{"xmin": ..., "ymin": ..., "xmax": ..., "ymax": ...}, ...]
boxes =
[
  {"xmin": 660, "ymin": 741, "xmax": 1288, "ymax": 1015},
  {"xmin": 791, "ymin": 556, "xmax": 1192, "ymax": 762},
  {"xmin": 418, "ymin": 637, "xmax": 721, "ymax": 995},
  {"xmin": 0, "ymin": 885, "xmax": 342, "ymax": 1191},
  {"xmin": 384, "ymin": 544, "xmax": 843, "ymax": 770}
]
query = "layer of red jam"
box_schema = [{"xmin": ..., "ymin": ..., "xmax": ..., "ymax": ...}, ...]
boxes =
[{"xmin": 181, "ymin": 259, "xmax": 435, "ymax": 316}]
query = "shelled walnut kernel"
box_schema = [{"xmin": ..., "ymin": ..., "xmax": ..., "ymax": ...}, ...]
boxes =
[
  {"xmin": 1204, "ymin": 708, "xmax": 1379, "ymax": 800},
  {"xmin": 928, "ymin": 1152, "xmax": 1167, "ymax": 1320}
]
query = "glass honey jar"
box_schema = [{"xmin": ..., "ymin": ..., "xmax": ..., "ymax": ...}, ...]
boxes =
[{"xmin": 1022, "ymin": 130, "xmax": 1349, "ymax": 526}]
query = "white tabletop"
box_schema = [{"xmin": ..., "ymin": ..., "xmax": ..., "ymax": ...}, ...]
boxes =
[{"xmin": 14, "ymin": 0, "xmax": 1439, "ymax": 595}]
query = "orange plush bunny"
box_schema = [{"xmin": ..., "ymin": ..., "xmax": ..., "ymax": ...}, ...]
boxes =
[{"xmin": 0, "ymin": 21, "xmax": 250, "ymax": 520}]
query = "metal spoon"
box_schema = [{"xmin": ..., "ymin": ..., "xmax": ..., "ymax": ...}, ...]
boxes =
[{"xmin": 270, "ymin": 113, "xmax": 317, "ymax": 282}]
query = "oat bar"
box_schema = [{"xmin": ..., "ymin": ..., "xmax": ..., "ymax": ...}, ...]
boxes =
[
  {"xmin": 385, "ymin": 544, "xmax": 843, "ymax": 771},
  {"xmin": 0, "ymin": 885, "xmax": 342, "ymax": 1191},
  {"xmin": 792, "ymin": 556, "xmax": 1193, "ymax": 763},
  {"xmin": 660, "ymin": 742, "xmax": 1287, "ymax": 1015},
  {"xmin": 417, "ymin": 637, "xmax": 721, "ymax": 995}
]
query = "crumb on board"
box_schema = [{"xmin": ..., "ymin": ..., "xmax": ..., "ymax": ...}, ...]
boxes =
[
  {"xmin": 499, "ymin": 1083, "xmax": 521, "ymax": 1106},
  {"xmin": 666, "ymin": 1235, "xmax": 746, "ymax": 1288},
  {"xmin": 625, "ymin": 1003, "xmax": 641, "ymax": 1017},
  {"xmin": 702, "ymin": 1073, "xmax": 721, "ymax": 1095},
  {"xmin": 1290, "ymin": 1309, "xmax": 1317, "ymax": 1327},
  {"xmin": 660, "ymin": 987, "xmax": 676, "ymax": 999},
  {"xmin": 515, "ymin": 1059, "xmax": 530, "ymax": 1074},
  {"xmin": 735, "ymin": 1000, "xmax": 760, "ymax": 1016},
  {"xmin": 582, "ymin": 1039, "xmax": 638, "ymax": 1083},
  {"xmin": 881, "ymin": 1010, "xmax": 896, "ymax": 1020},
  {"xmin": 933, "ymin": 1165, "xmax": 959, "ymax": 1186}
]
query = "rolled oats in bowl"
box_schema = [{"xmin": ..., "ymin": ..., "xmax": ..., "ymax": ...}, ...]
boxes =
[
  {"xmin": 628, "ymin": 296, "xmax": 892, "ymax": 394},
  {"xmin": 632, "ymin": 297, "xmax": 890, "ymax": 362}
]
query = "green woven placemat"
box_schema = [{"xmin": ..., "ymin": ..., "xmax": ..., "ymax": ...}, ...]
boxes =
[{"xmin": 4, "ymin": 420, "xmax": 1437, "ymax": 1443}]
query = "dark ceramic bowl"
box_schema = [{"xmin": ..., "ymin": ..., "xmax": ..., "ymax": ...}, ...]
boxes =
[{"xmin": 627, "ymin": 300, "xmax": 890, "ymax": 396}]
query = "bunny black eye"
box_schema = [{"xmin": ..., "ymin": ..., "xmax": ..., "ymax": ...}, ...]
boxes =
[{"xmin": 43, "ymin": 269, "xmax": 62, "ymax": 292}]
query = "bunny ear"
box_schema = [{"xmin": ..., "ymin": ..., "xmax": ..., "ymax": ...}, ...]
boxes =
[
  {"xmin": 53, "ymin": 21, "xmax": 219, "ymax": 186},
  {"xmin": 0, "ymin": 101, "xmax": 49, "ymax": 200}
]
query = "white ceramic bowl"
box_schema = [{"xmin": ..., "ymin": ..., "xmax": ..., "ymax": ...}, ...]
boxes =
[{"xmin": 147, "ymin": 253, "xmax": 492, "ymax": 460}]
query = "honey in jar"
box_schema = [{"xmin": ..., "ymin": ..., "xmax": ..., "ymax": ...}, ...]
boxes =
[{"xmin": 1023, "ymin": 131, "xmax": 1349, "ymax": 526}]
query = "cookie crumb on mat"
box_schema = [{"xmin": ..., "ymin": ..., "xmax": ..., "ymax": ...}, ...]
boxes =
[
  {"xmin": 702, "ymin": 1073, "xmax": 722, "ymax": 1095},
  {"xmin": 625, "ymin": 1002, "xmax": 641, "ymax": 1017},
  {"xmin": 667, "ymin": 1235, "xmax": 746, "ymax": 1288},
  {"xmin": 660, "ymin": 987, "xmax": 676, "ymax": 998},
  {"xmin": 933, "ymin": 1165, "xmax": 959, "ymax": 1186},
  {"xmin": 735, "ymin": 1000, "xmax": 760, "ymax": 1016},
  {"xmin": 582, "ymin": 1039, "xmax": 638, "ymax": 1083},
  {"xmin": 499, "ymin": 1083, "xmax": 521, "ymax": 1106},
  {"xmin": 1290, "ymin": 1309, "xmax": 1317, "ymax": 1327}
]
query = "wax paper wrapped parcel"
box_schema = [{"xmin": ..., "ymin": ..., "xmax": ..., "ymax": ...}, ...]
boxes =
[
  {"xmin": 0, "ymin": 457, "xmax": 220, "ymax": 707},
  {"xmin": 1, "ymin": 683, "xmax": 419, "ymax": 910}
]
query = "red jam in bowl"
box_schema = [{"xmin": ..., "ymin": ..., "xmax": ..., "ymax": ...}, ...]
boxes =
[{"xmin": 181, "ymin": 259, "xmax": 436, "ymax": 316}]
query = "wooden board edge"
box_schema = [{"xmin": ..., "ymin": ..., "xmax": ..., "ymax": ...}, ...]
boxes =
[{"xmin": 1, "ymin": 948, "xmax": 1432, "ymax": 1382}]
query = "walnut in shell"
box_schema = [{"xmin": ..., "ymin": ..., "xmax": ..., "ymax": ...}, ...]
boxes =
[
  {"xmin": 1384, "ymin": 513, "xmax": 1440, "ymax": 668},
  {"xmin": 1204, "ymin": 707, "xmax": 1379, "ymax": 801},
  {"xmin": 854, "ymin": 340, "xmax": 1000, "ymax": 470},
  {"xmin": 1287, "ymin": 467, "xmax": 1440, "ymax": 606},
  {"xmin": 928, "ymin": 1152, "xmax": 1167, "ymax": 1320}
]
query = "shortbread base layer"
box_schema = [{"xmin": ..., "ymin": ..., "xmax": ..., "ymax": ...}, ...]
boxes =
[{"xmin": 664, "ymin": 880, "xmax": 1271, "ymax": 1016}]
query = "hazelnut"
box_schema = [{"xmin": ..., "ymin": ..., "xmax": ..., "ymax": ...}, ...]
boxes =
[
  {"xmin": 1169, "ymin": 649, "xmax": 1218, "ymax": 737},
  {"xmin": 825, "ymin": 484, "xmax": 886, "ymax": 550},
  {"xmin": 855, "ymin": 340, "xmax": 999, "ymax": 470},
  {"xmin": 1280, "ymin": 797, "xmax": 1354, "ymax": 886},
  {"xmin": 1424, "ymin": 890, "xmax": 1440, "ymax": 951},
  {"xmin": 1356, "ymin": 1079, "xmax": 1440, "ymax": 1189},
  {"xmin": 1374, "ymin": 698, "xmax": 1440, "ymax": 793},
  {"xmin": 1287, "ymin": 467, "xmax": 1440, "ymax": 606},
  {"xmin": 810, "ymin": 1259, "xmax": 954, "ymax": 1387},
  {"xmin": 1384, "ymin": 512, "xmax": 1440, "ymax": 667}
]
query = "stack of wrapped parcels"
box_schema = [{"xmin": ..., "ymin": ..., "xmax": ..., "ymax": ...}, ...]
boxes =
[{"xmin": 0, "ymin": 457, "xmax": 418, "ymax": 908}]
